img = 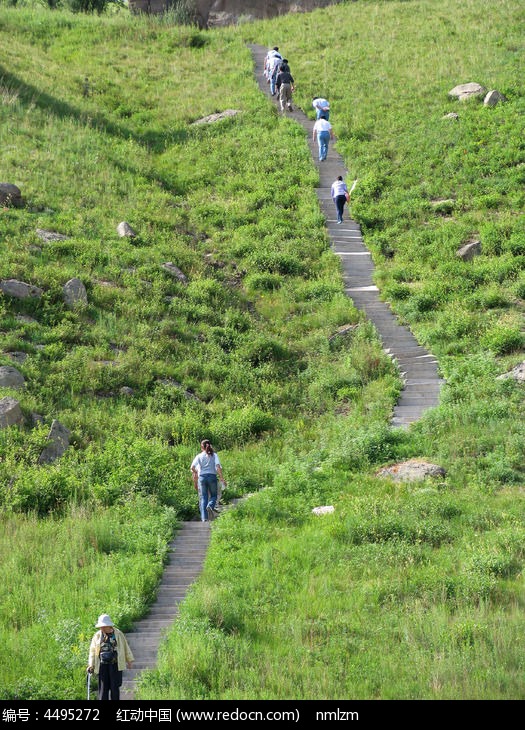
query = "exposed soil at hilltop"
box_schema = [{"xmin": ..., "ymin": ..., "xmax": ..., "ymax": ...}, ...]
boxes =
[{"xmin": 130, "ymin": 0, "xmax": 343, "ymax": 28}]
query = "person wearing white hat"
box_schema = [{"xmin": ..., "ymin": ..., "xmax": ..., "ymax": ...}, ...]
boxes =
[{"xmin": 87, "ymin": 614, "xmax": 134, "ymax": 700}]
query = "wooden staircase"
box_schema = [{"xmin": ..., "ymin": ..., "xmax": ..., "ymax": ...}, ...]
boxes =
[{"xmin": 120, "ymin": 521, "xmax": 211, "ymax": 700}]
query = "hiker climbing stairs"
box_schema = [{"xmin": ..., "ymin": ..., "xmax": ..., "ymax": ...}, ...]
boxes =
[
  {"xmin": 249, "ymin": 44, "xmax": 444, "ymax": 427},
  {"xmin": 120, "ymin": 522, "xmax": 211, "ymax": 700}
]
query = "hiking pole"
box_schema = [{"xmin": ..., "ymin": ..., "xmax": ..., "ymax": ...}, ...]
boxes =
[{"xmin": 86, "ymin": 670, "xmax": 91, "ymax": 701}]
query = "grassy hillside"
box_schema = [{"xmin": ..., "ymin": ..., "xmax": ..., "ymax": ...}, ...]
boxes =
[{"xmin": 0, "ymin": 0, "xmax": 524, "ymax": 700}]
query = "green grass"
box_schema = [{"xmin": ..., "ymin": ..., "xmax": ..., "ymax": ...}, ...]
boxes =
[
  {"xmin": 0, "ymin": 497, "xmax": 175, "ymax": 699},
  {"xmin": 0, "ymin": 0, "xmax": 524, "ymax": 700},
  {"xmin": 146, "ymin": 490, "xmax": 525, "ymax": 699}
]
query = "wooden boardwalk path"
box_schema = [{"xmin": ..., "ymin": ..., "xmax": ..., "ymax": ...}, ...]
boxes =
[
  {"xmin": 249, "ymin": 44, "xmax": 444, "ymax": 428},
  {"xmin": 120, "ymin": 521, "xmax": 211, "ymax": 700}
]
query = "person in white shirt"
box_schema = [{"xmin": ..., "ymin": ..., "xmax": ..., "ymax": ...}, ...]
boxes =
[
  {"xmin": 268, "ymin": 52, "xmax": 283, "ymax": 96},
  {"xmin": 264, "ymin": 47, "xmax": 282, "ymax": 95},
  {"xmin": 312, "ymin": 97, "xmax": 330, "ymax": 120},
  {"xmin": 331, "ymin": 176, "xmax": 349, "ymax": 224},
  {"xmin": 312, "ymin": 118, "xmax": 334, "ymax": 161},
  {"xmin": 191, "ymin": 439, "xmax": 225, "ymax": 522}
]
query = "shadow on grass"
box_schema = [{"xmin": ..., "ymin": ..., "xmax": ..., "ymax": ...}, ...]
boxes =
[
  {"xmin": 0, "ymin": 65, "xmax": 189, "ymax": 154},
  {"xmin": 0, "ymin": 65, "xmax": 203, "ymax": 198}
]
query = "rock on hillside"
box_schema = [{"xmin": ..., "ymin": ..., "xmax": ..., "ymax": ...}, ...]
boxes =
[
  {"xmin": 448, "ymin": 82, "xmax": 486, "ymax": 101},
  {"xmin": 0, "ymin": 279, "xmax": 43, "ymax": 299},
  {"xmin": 377, "ymin": 459, "xmax": 446, "ymax": 482},
  {"xmin": 0, "ymin": 366, "xmax": 25, "ymax": 390},
  {"xmin": 0, "ymin": 397, "xmax": 23, "ymax": 428},
  {"xmin": 129, "ymin": 0, "xmax": 343, "ymax": 27},
  {"xmin": 63, "ymin": 278, "xmax": 88, "ymax": 308},
  {"xmin": 0, "ymin": 183, "xmax": 23, "ymax": 207},
  {"xmin": 38, "ymin": 420, "xmax": 71, "ymax": 465},
  {"xmin": 497, "ymin": 360, "xmax": 525, "ymax": 382}
]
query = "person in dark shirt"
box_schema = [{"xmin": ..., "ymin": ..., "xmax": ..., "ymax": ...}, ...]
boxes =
[{"xmin": 276, "ymin": 68, "xmax": 295, "ymax": 112}]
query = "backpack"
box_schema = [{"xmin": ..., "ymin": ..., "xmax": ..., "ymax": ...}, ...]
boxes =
[{"xmin": 99, "ymin": 633, "xmax": 118, "ymax": 664}]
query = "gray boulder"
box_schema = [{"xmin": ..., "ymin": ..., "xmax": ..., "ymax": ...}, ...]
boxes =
[
  {"xmin": 192, "ymin": 110, "xmax": 241, "ymax": 125},
  {"xmin": 484, "ymin": 90, "xmax": 507, "ymax": 107},
  {"xmin": 0, "ymin": 366, "xmax": 25, "ymax": 389},
  {"xmin": 117, "ymin": 221, "xmax": 137, "ymax": 238},
  {"xmin": 5, "ymin": 352, "xmax": 28, "ymax": 364},
  {"xmin": 497, "ymin": 361, "xmax": 525, "ymax": 382},
  {"xmin": 0, "ymin": 397, "xmax": 23, "ymax": 428},
  {"xmin": 0, "ymin": 279, "xmax": 43, "ymax": 299},
  {"xmin": 377, "ymin": 458, "xmax": 446, "ymax": 482},
  {"xmin": 162, "ymin": 263, "xmax": 188, "ymax": 284},
  {"xmin": 457, "ymin": 240, "xmax": 482, "ymax": 261},
  {"xmin": 63, "ymin": 278, "xmax": 88, "ymax": 308},
  {"xmin": 38, "ymin": 419, "xmax": 71, "ymax": 464},
  {"xmin": 0, "ymin": 183, "xmax": 23, "ymax": 207},
  {"xmin": 312, "ymin": 505, "xmax": 335, "ymax": 515},
  {"xmin": 15, "ymin": 314, "xmax": 38, "ymax": 325},
  {"xmin": 36, "ymin": 229, "xmax": 69, "ymax": 242},
  {"xmin": 449, "ymin": 82, "xmax": 486, "ymax": 101}
]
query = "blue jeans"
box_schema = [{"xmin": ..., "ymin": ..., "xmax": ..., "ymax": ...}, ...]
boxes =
[
  {"xmin": 316, "ymin": 109, "xmax": 329, "ymax": 121},
  {"xmin": 198, "ymin": 474, "xmax": 218, "ymax": 521},
  {"xmin": 317, "ymin": 131, "xmax": 330, "ymax": 161},
  {"xmin": 270, "ymin": 69, "xmax": 278, "ymax": 95}
]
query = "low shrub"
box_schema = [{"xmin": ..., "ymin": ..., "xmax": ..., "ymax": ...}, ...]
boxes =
[
  {"xmin": 244, "ymin": 273, "xmax": 283, "ymax": 292},
  {"xmin": 238, "ymin": 336, "xmax": 292, "ymax": 368},
  {"xmin": 480, "ymin": 325, "xmax": 524, "ymax": 355},
  {"xmin": 5, "ymin": 469, "xmax": 83, "ymax": 516},
  {"xmin": 384, "ymin": 282, "xmax": 411, "ymax": 301},
  {"xmin": 208, "ymin": 407, "xmax": 276, "ymax": 448},
  {"xmin": 246, "ymin": 251, "xmax": 304, "ymax": 276}
]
